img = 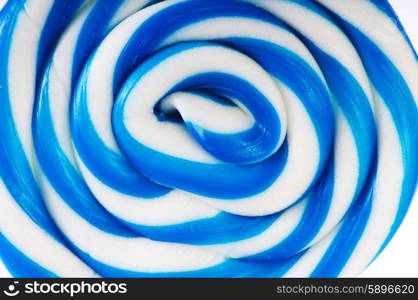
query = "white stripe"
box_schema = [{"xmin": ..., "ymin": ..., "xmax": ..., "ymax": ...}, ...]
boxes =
[
  {"xmin": 317, "ymin": 0, "xmax": 418, "ymax": 105},
  {"xmin": 0, "ymin": 181, "xmax": 95, "ymax": 277},
  {"xmin": 42, "ymin": 175, "xmax": 225, "ymax": 273},
  {"xmin": 340, "ymin": 95, "xmax": 404, "ymax": 276}
]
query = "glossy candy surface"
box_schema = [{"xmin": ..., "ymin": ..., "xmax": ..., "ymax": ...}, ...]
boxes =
[{"xmin": 0, "ymin": 0, "xmax": 417, "ymax": 277}]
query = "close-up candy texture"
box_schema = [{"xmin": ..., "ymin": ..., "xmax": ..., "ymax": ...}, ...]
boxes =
[{"xmin": 0, "ymin": 0, "xmax": 417, "ymax": 278}]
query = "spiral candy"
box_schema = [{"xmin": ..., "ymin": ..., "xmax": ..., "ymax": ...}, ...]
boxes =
[{"xmin": 0, "ymin": 0, "xmax": 417, "ymax": 277}]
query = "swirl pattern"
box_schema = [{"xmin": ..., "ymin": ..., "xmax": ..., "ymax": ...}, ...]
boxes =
[{"xmin": 0, "ymin": 0, "xmax": 417, "ymax": 277}]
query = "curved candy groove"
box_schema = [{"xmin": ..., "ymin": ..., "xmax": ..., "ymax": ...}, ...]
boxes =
[{"xmin": 0, "ymin": 0, "xmax": 416, "ymax": 278}]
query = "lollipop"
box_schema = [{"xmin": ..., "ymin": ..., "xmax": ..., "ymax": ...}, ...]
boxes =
[{"xmin": 0, "ymin": 0, "xmax": 416, "ymax": 277}]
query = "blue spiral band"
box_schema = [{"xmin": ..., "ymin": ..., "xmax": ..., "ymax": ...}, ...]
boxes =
[{"xmin": 0, "ymin": 0, "xmax": 416, "ymax": 277}]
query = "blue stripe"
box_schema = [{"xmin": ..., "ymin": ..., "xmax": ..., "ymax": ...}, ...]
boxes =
[
  {"xmin": 335, "ymin": 14, "xmax": 418, "ymax": 260},
  {"xmin": 0, "ymin": 0, "xmax": 416, "ymax": 278},
  {"xmin": 244, "ymin": 160, "xmax": 335, "ymax": 261},
  {"xmin": 0, "ymin": 0, "xmax": 66, "ymax": 243},
  {"xmin": 118, "ymin": 211, "xmax": 280, "ymax": 245},
  {"xmin": 71, "ymin": 62, "xmax": 170, "ymax": 197},
  {"xmin": 298, "ymin": 39, "xmax": 377, "ymax": 197},
  {"xmin": 367, "ymin": 0, "xmax": 418, "ymax": 59},
  {"xmin": 37, "ymin": 0, "xmax": 85, "ymax": 86},
  {"xmin": 219, "ymin": 37, "xmax": 335, "ymax": 180},
  {"xmin": 34, "ymin": 63, "xmax": 136, "ymax": 237},
  {"xmin": 34, "ymin": 0, "xmax": 167, "ymax": 237},
  {"xmin": 73, "ymin": 247, "xmax": 304, "ymax": 278},
  {"xmin": 308, "ymin": 1, "xmax": 417, "ymax": 276},
  {"xmin": 112, "ymin": 0, "xmax": 289, "ymax": 93},
  {"xmin": 112, "ymin": 65, "xmax": 289, "ymax": 198},
  {"xmin": 0, "ymin": 233, "xmax": 57, "ymax": 278},
  {"xmin": 310, "ymin": 162, "xmax": 375, "ymax": 277},
  {"xmin": 279, "ymin": 0, "xmax": 377, "ymax": 198}
]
